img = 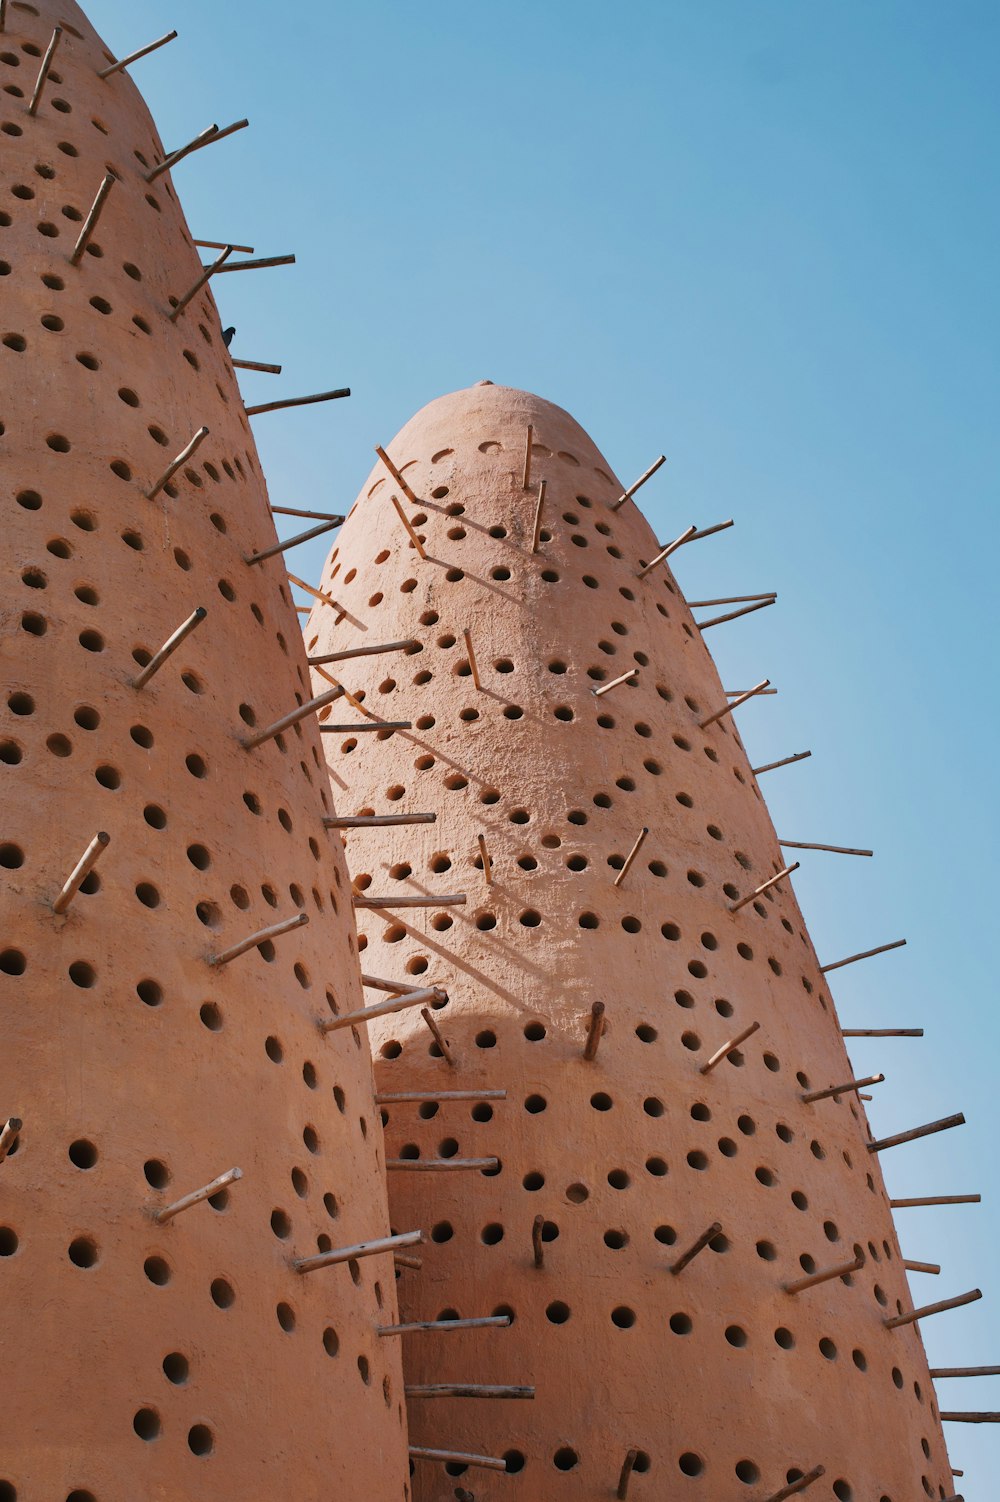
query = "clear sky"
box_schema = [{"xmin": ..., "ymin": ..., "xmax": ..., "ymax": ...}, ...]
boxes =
[{"xmin": 88, "ymin": 0, "xmax": 1000, "ymax": 1489}]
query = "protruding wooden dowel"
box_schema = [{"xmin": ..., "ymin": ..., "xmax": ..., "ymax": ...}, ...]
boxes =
[
  {"xmin": 375, "ymin": 444, "xmax": 421, "ymax": 505},
  {"xmin": 208, "ymin": 911, "xmax": 307, "ymax": 966},
  {"xmin": 821, "ymin": 938, "xmax": 906, "ymax": 973},
  {"xmin": 324, "ymin": 812, "xmax": 437, "ymax": 830},
  {"xmin": 891, "ymin": 1195, "xmax": 980, "ymax": 1209},
  {"xmin": 532, "ymin": 1213, "xmax": 545, "ymax": 1268},
  {"xmin": 801, "ymin": 1072, "xmax": 884, "ymax": 1104},
  {"xmin": 409, "ymin": 1447, "xmax": 506, "ymax": 1472},
  {"xmin": 131, "ymin": 607, "xmax": 207, "ymax": 689},
  {"xmin": 362, "ymin": 973, "xmax": 443, "ymax": 996},
  {"xmin": 522, "ymin": 424, "xmax": 533, "ymax": 490},
  {"xmin": 169, "ymin": 244, "xmax": 232, "ymax": 322},
  {"xmin": 273, "ymin": 505, "xmax": 344, "ymax": 524},
  {"xmin": 842, "ymin": 1028, "xmax": 923, "ymax": 1038},
  {"xmin": 780, "ymin": 839, "xmax": 873, "ymax": 857},
  {"xmin": 614, "ymin": 827, "xmax": 648, "ymax": 888},
  {"xmin": 321, "ymin": 721, "xmax": 412, "ymax": 735},
  {"xmin": 592, "ymin": 668, "xmax": 638, "ymax": 698},
  {"xmin": 421, "ymin": 1006, "xmax": 455, "ymax": 1066},
  {"xmin": 27, "ymin": 25, "xmax": 61, "ymax": 115},
  {"xmin": 617, "ymin": 1448, "xmax": 639, "ymax": 1500},
  {"xmin": 531, "ymin": 478, "xmax": 547, "ymax": 553},
  {"xmin": 241, "ymin": 684, "xmax": 344, "ymax": 750},
  {"xmin": 387, "ymin": 1158, "xmax": 498, "ymax": 1172},
  {"xmin": 670, "ymin": 1221, "xmax": 723, "ymax": 1275},
  {"xmin": 904, "ymin": 1259, "xmax": 941, "ymax": 1275},
  {"xmin": 146, "ymin": 426, "xmax": 209, "ymax": 499},
  {"xmin": 154, "ymin": 1166, "xmax": 242, "ymax": 1224},
  {"xmin": 69, "ymin": 172, "xmax": 116, "ymax": 265},
  {"xmin": 461, "ymin": 629, "xmax": 482, "ymax": 691},
  {"xmin": 195, "ymin": 238, "xmax": 255, "ymax": 254},
  {"xmin": 583, "ymin": 1001, "xmax": 606, "ymax": 1062},
  {"xmin": 287, "ymin": 571, "xmax": 340, "ymax": 610},
  {"xmin": 931, "ymin": 1366, "xmax": 1000, "ymax": 1379},
  {"xmin": 689, "ymin": 592, "xmax": 776, "ymax": 607},
  {"xmin": 0, "ymin": 0, "xmax": 10, "ymax": 31},
  {"xmin": 232, "ymin": 357, "xmax": 282, "ymax": 374},
  {"xmin": 212, "ymin": 253, "xmax": 295, "ymax": 273},
  {"xmin": 393, "ymin": 1252, "xmax": 423, "ymax": 1270},
  {"xmin": 294, "ymin": 1229, "xmax": 424, "ymax": 1273},
  {"xmin": 376, "ymin": 1090, "xmax": 506, "ymax": 1104},
  {"xmin": 764, "ymin": 1467, "xmax": 826, "ymax": 1502},
  {"xmin": 407, "ymin": 1384, "xmax": 534, "ymax": 1400},
  {"xmin": 700, "ymin": 1019, "xmax": 760, "ymax": 1075},
  {"xmin": 700, "ymin": 678, "xmax": 770, "ymax": 730},
  {"xmin": 309, "ymin": 638, "xmax": 416, "ymax": 667},
  {"xmin": 726, "ymin": 687, "xmax": 778, "ymax": 696},
  {"xmin": 681, "ymin": 518, "xmax": 735, "ymax": 545},
  {"xmin": 52, "ymin": 831, "xmax": 110, "ymax": 914},
  {"xmin": 146, "ymin": 118, "xmax": 249, "ymax": 182},
  {"xmin": 98, "ymin": 29, "xmax": 178, "ymax": 77},
  {"xmin": 868, "ymin": 1113, "xmax": 965, "ymax": 1154},
  {"xmin": 612, "ymin": 453, "xmax": 666, "ymax": 510},
  {"xmin": 246, "ymin": 389, "xmax": 350, "ymax": 417},
  {"xmin": 245, "ymin": 518, "xmax": 341, "ymax": 565},
  {"xmin": 753, "ymin": 750, "xmax": 812, "ymax": 775},
  {"xmin": 636, "ymin": 524, "xmax": 698, "ymax": 579},
  {"xmin": 729, "ymin": 862, "xmax": 799, "ymax": 913},
  {"xmin": 320, "ymin": 988, "xmax": 447, "ymax": 1034},
  {"xmin": 379, "ymin": 1315, "xmax": 511, "ymax": 1336},
  {"xmin": 783, "ymin": 1254, "xmax": 865, "ymax": 1295},
  {"xmin": 939, "ymin": 1412, "xmax": 1000, "ymax": 1423},
  {"xmin": 885, "ymin": 1288, "xmax": 981, "ymax": 1330},
  {"xmin": 698, "ymin": 597, "xmax": 776, "ymax": 630},
  {"xmin": 477, "ymin": 833, "xmax": 493, "ymax": 885},
  {"xmin": 390, "ymin": 495, "xmax": 427, "ymax": 558},
  {"xmin": 0, "ymin": 1118, "xmax": 22, "ymax": 1165},
  {"xmin": 354, "ymin": 893, "xmax": 467, "ymax": 910}
]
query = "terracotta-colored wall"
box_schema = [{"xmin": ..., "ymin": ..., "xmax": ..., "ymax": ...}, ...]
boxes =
[
  {"xmin": 0, "ymin": 2, "xmax": 408, "ymax": 1493},
  {"xmin": 308, "ymin": 381, "xmax": 955, "ymax": 1500}
]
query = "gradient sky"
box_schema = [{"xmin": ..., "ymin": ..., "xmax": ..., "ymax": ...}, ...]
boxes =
[{"xmin": 86, "ymin": 1, "xmax": 1000, "ymax": 1490}]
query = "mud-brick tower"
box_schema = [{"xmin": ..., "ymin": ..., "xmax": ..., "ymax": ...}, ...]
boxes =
[
  {"xmin": 0, "ymin": 2, "xmax": 409, "ymax": 1494},
  {"xmin": 308, "ymin": 381, "xmax": 958, "ymax": 1501}
]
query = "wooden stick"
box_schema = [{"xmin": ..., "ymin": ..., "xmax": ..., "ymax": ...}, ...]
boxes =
[
  {"xmin": 592, "ymin": 667, "xmax": 639, "ymax": 698},
  {"xmin": 320, "ymin": 720, "xmax": 411, "ymax": 736},
  {"xmin": 801, "ymin": 1073, "xmax": 883, "ymax": 1104},
  {"xmin": 376, "ymin": 1091, "xmax": 507, "ymax": 1104},
  {"xmin": 287, "ymin": 572, "xmax": 341, "ymax": 609},
  {"xmin": 146, "ymin": 120, "xmax": 249, "ymax": 182},
  {"xmin": 689, "ymin": 593, "xmax": 776, "ymax": 607},
  {"xmin": 308, "ymin": 631, "xmax": 412, "ymax": 666},
  {"xmin": 0, "ymin": 1118, "xmax": 22, "ymax": 1165},
  {"xmin": 670, "ymin": 1221, "xmax": 723, "ymax": 1275},
  {"xmin": 522, "ymin": 425, "xmax": 533, "ymax": 489},
  {"xmin": 0, "ymin": 1, "xmax": 8, "ymax": 33},
  {"xmin": 700, "ymin": 678, "xmax": 770, "ymax": 730},
  {"xmin": 679, "ymin": 518, "xmax": 735, "ymax": 545},
  {"xmin": 320, "ymin": 988, "xmax": 447, "ymax": 1034},
  {"xmin": 154, "ymin": 1166, "xmax": 242, "ymax": 1224},
  {"xmin": 245, "ymin": 518, "xmax": 341, "ymax": 564},
  {"xmin": 614, "ymin": 827, "xmax": 648, "ymax": 888},
  {"xmin": 700, "ymin": 1019, "xmax": 760, "ymax": 1075},
  {"xmin": 532, "ymin": 1214, "xmax": 545, "ymax": 1268},
  {"xmin": 842, "ymin": 1028, "xmax": 923, "ymax": 1038},
  {"xmin": 146, "ymin": 426, "xmax": 209, "ymax": 499},
  {"xmin": 354, "ymin": 893, "xmax": 467, "ymax": 909},
  {"xmin": 780, "ymin": 839, "xmax": 873, "ymax": 857},
  {"xmin": 617, "ymin": 1449, "xmax": 639, "ymax": 1500},
  {"xmin": 904, "ymin": 1259, "xmax": 941, "ymax": 1275},
  {"xmin": 232, "ymin": 358, "xmax": 282, "ymax": 374},
  {"xmin": 406, "ymin": 1384, "xmax": 533, "ymax": 1400},
  {"xmin": 168, "ymin": 244, "xmax": 232, "ymax": 321},
  {"xmin": 478, "ymin": 833, "xmax": 493, "ymax": 885},
  {"xmin": 196, "ymin": 238, "xmax": 254, "ymax": 254},
  {"xmin": 241, "ymin": 684, "xmax": 344, "ymax": 749},
  {"xmin": 531, "ymin": 478, "xmax": 547, "ymax": 553},
  {"xmin": 891, "ymin": 1195, "xmax": 980, "ymax": 1208},
  {"xmin": 390, "ymin": 495, "xmax": 427, "ymax": 558},
  {"xmin": 131, "ymin": 607, "xmax": 207, "ymax": 688},
  {"xmin": 931, "ymin": 1367, "xmax": 1000, "ymax": 1378},
  {"xmin": 698, "ymin": 598, "xmax": 776, "ymax": 629},
  {"xmin": 583, "ymin": 1001, "xmax": 606, "ymax": 1062},
  {"xmin": 69, "ymin": 172, "xmax": 116, "ymax": 265},
  {"xmin": 729, "ymin": 861, "xmax": 799, "ymax": 913},
  {"xmin": 393, "ymin": 1252, "xmax": 422, "ymax": 1270},
  {"xmin": 421, "ymin": 1006, "xmax": 455, "ymax": 1066},
  {"xmin": 246, "ymin": 389, "xmax": 350, "ymax": 417},
  {"xmin": 363, "ymin": 973, "xmax": 443, "ymax": 996},
  {"xmin": 375, "ymin": 444, "xmax": 421, "ymax": 505},
  {"xmin": 885, "ymin": 1289, "xmax": 981, "ymax": 1330},
  {"xmin": 294, "ymin": 1229, "xmax": 423, "ymax": 1273},
  {"xmin": 868, "ymin": 1113, "xmax": 965, "ymax": 1154},
  {"xmin": 612, "ymin": 453, "xmax": 666, "ymax": 510},
  {"xmin": 28, "ymin": 25, "xmax": 62, "ymax": 115},
  {"xmin": 380, "ymin": 1315, "xmax": 511, "ymax": 1336},
  {"xmin": 462, "ymin": 629, "xmax": 482, "ymax": 690},
  {"xmin": 821, "ymin": 938, "xmax": 906, "ymax": 973},
  {"xmin": 939, "ymin": 1412, "xmax": 1000, "ymax": 1423},
  {"xmin": 387, "ymin": 1158, "xmax": 498, "ymax": 1172},
  {"xmin": 783, "ymin": 1254, "xmax": 865, "ymax": 1295},
  {"xmin": 212, "ymin": 253, "xmax": 295, "ymax": 273},
  {"xmin": 272, "ymin": 507, "xmax": 344, "ymax": 522},
  {"xmin": 764, "ymin": 1468, "xmax": 826, "ymax": 1502},
  {"xmin": 324, "ymin": 812, "xmax": 437, "ymax": 829},
  {"xmin": 409, "ymin": 1448, "xmax": 506, "ymax": 1472},
  {"xmin": 52, "ymin": 832, "xmax": 110, "ymax": 914},
  {"xmin": 753, "ymin": 750, "xmax": 812, "ymax": 775},
  {"xmin": 727, "ymin": 688, "xmax": 778, "ymax": 696},
  {"xmin": 99, "ymin": 30, "xmax": 178, "ymax": 77},
  {"xmin": 208, "ymin": 911, "xmax": 307, "ymax": 966},
  {"xmin": 636, "ymin": 524, "xmax": 698, "ymax": 578}
]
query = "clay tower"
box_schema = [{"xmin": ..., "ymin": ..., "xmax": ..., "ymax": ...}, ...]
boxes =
[
  {"xmin": 306, "ymin": 381, "xmax": 961, "ymax": 1500},
  {"xmin": 0, "ymin": 2, "xmax": 409, "ymax": 1493}
]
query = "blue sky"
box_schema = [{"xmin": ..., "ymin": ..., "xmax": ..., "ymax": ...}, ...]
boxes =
[{"xmin": 88, "ymin": 1, "xmax": 999, "ymax": 1488}]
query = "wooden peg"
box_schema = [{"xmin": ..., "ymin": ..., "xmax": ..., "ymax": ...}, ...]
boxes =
[
  {"xmin": 931, "ymin": 1366, "xmax": 1000, "ymax": 1378},
  {"xmin": 614, "ymin": 827, "xmax": 648, "ymax": 888},
  {"xmin": 891, "ymin": 1195, "xmax": 980, "ymax": 1209},
  {"xmin": 868, "ymin": 1113, "xmax": 965, "ymax": 1154},
  {"xmin": 320, "ymin": 721, "xmax": 411, "ymax": 734},
  {"xmin": 212, "ymin": 253, "xmax": 295, "ymax": 274},
  {"xmin": 145, "ymin": 426, "xmax": 209, "ymax": 499},
  {"xmin": 904, "ymin": 1259, "xmax": 941, "ymax": 1275},
  {"xmin": 753, "ymin": 750, "xmax": 812, "ymax": 775},
  {"xmin": 726, "ymin": 687, "xmax": 778, "ymax": 696},
  {"xmin": 376, "ymin": 1090, "xmax": 507, "ymax": 1105},
  {"xmin": 592, "ymin": 667, "xmax": 638, "ymax": 698},
  {"xmin": 700, "ymin": 1020, "xmax": 760, "ymax": 1075},
  {"xmin": 939, "ymin": 1412, "xmax": 1000, "ymax": 1424},
  {"xmin": 801, "ymin": 1073, "xmax": 884, "ymax": 1104},
  {"xmin": 324, "ymin": 812, "xmax": 437, "ymax": 829},
  {"xmin": 583, "ymin": 1001, "xmax": 606, "ymax": 1061},
  {"xmin": 0, "ymin": 1118, "xmax": 22, "ymax": 1164},
  {"xmin": 241, "ymin": 684, "xmax": 345, "ymax": 749},
  {"xmin": 246, "ymin": 388, "xmax": 350, "ymax": 417},
  {"xmin": 154, "ymin": 1166, "xmax": 242, "ymax": 1224},
  {"xmin": 636, "ymin": 524, "xmax": 698, "ymax": 578},
  {"xmin": 379, "ymin": 1315, "xmax": 511, "ymax": 1335},
  {"xmin": 617, "ymin": 1448, "xmax": 639, "ymax": 1499},
  {"xmin": 98, "ymin": 30, "xmax": 178, "ymax": 77},
  {"xmin": 697, "ymin": 598, "xmax": 776, "ymax": 630},
  {"xmin": 307, "ymin": 637, "xmax": 416, "ymax": 666},
  {"xmin": 0, "ymin": 1, "xmax": 8, "ymax": 33},
  {"xmin": 146, "ymin": 118, "xmax": 249, "ymax": 182},
  {"xmin": 195, "ymin": 238, "xmax": 255, "ymax": 254},
  {"xmin": 531, "ymin": 479, "xmax": 547, "ymax": 553},
  {"xmin": 780, "ymin": 839, "xmax": 873, "ymax": 857},
  {"xmin": 287, "ymin": 571, "xmax": 341, "ymax": 610},
  {"xmin": 393, "ymin": 1252, "xmax": 423, "ymax": 1270},
  {"xmin": 522, "ymin": 425, "xmax": 533, "ymax": 490},
  {"xmin": 69, "ymin": 172, "xmax": 117, "ymax": 265},
  {"xmin": 294, "ymin": 1229, "xmax": 424, "ymax": 1273},
  {"xmin": 131, "ymin": 607, "xmax": 207, "ymax": 689},
  {"xmin": 245, "ymin": 518, "xmax": 341, "ymax": 565},
  {"xmin": 478, "ymin": 833, "xmax": 493, "ymax": 884},
  {"xmin": 272, "ymin": 506, "xmax": 344, "ymax": 524},
  {"xmin": 842, "ymin": 1028, "xmax": 923, "ymax": 1038},
  {"xmin": 231, "ymin": 357, "xmax": 282, "ymax": 374},
  {"xmin": 28, "ymin": 25, "xmax": 62, "ymax": 115},
  {"xmin": 208, "ymin": 911, "xmax": 307, "ymax": 966},
  {"xmin": 362, "ymin": 973, "xmax": 444, "ymax": 996},
  {"xmin": 885, "ymin": 1288, "xmax": 981, "ymax": 1329},
  {"xmin": 729, "ymin": 862, "xmax": 799, "ymax": 913},
  {"xmin": 764, "ymin": 1468, "xmax": 826, "ymax": 1502},
  {"xmin": 168, "ymin": 244, "xmax": 232, "ymax": 321},
  {"xmin": 406, "ymin": 1384, "xmax": 534, "ymax": 1400},
  {"xmin": 408, "ymin": 1448, "xmax": 506, "ymax": 1473},
  {"xmin": 462, "ymin": 629, "xmax": 482, "ymax": 691},
  {"xmin": 669, "ymin": 1221, "xmax": 723, "ymax": 1275},
  {"xmin": 700, "ymin": 679, "xmax": 770, "ymax": 730},
  {"xmin": 682, "ymin": 518, "xmax": 734, "ymax": 544},
  {"xmin": 421, "ymin": 1006, "xmax": 455, "ymax": 1066},
  {"xmin": 532, "ymin": 1214, "xmax": 545, "ymax": 1268},
  {"xmin": 612, "ymin": 453, "xmax": 666, "ymax": 511},
  {"xmin": 390, "ymin": 495, "xmax": 427, "ymax": 558},
  {"xmin": 353, "ymin": 893, "xmax": 467, "ymax": 909},
  {"xmin": 820, "ymin": 938, "xmax": 906, "ymax": 973},
  {"xmin": 783, "ymin": 1253, "xmax": 865, "ymax": 1295},
  {"xmin": 375, "ymin": 445, "xmax": 421, "ymax": 505},
  {"xmin": 689, "ymin": 592, "xmax": 776, "ymax": 607},
  {"xmin": 387, "ymin": 1158, "xmax": 499, "ymax": 1172},
  {"xmin": 52, "ymin": 831, "xmax": 110, "ymax": 914},
  {"xmin": 320, "ymin": 987, "xmax": 447, "ymax": 1034}
]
